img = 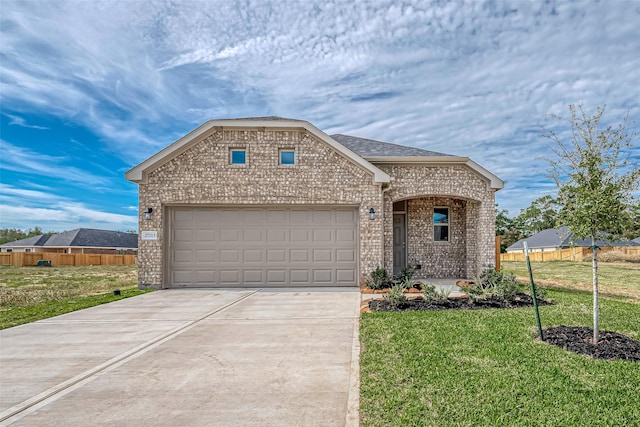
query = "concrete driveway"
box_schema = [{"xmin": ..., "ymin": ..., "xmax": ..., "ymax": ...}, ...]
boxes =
[{"xmin": 0, "ymin": 289, "xmax": 361, "ymax": 427}]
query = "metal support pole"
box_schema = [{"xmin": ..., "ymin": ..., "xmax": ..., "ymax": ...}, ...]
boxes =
[{"xmin": 524, "ymin": 241, "xmax": 544, "ymax": 341}]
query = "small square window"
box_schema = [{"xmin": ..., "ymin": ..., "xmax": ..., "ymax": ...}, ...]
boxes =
[
  {"xmin": 279, "ymin": 149, "xmax": 295, "ymax": 165},
  {"xmin": 230, "ymin": 149, "xmax": 246, "ymax": 165}
]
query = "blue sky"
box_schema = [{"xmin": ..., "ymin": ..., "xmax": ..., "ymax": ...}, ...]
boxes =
[{"xmin": 1, "ymin": 0, "xmax": 639, "ymax": 232}]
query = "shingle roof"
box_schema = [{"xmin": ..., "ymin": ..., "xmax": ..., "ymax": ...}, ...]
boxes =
[
  {"xmin": 1, "ymin": 234, "xmax": 52, "ymax": 247},
  {"xmin": 507, "ymin": 227, "xmax": 640, "ymax": 250},
  {"xmin": 330, "ymin": 134, "xmax": 452, "ymax": 158},
  {"xmin": 0, "ymin": 228, "xmax": 138, "ymax": 248}
]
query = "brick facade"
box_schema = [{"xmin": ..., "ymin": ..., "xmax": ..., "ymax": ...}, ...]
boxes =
[
  {"xmin": 132, "ymin": 122, "xmax": 499, "ymax": 288},
  {"xmin": 137, "ymin": 128, "xmax": 383, "ymax": 288}
]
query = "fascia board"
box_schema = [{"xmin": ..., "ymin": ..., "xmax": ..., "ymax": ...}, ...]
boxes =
[
  {"xmin": 125, "ymin": 119, "xmax": 391, "ymax": 184},
  {"xmin": 465, "ymin": 159, "xmax": 504, "ymax": 190}
]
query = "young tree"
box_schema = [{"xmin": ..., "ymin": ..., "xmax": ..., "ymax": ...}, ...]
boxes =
[{"xmin": 544, "ymin": 104, "xmax": 639, "ymax": 343}]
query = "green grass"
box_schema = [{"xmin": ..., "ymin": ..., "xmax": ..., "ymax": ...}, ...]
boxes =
[
  {"xmin": 0, "ymin": 265, "xmax": 150, "ymax": 329},
  {"xmin": 360, "ymin": 290, "xmax": 640, "ymax": 426},
  {"xmin": 502, "ymin": 261, "xmax": 640, "ymax": 303}
]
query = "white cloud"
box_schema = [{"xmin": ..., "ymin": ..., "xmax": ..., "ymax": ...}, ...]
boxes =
[
  {"xmin": 3, "ymin": 113, "xmax": 48, "ymax": 129},
  {"xmin": 0, "ymin": 0, "xmax": 638, "ymax": 218},
  {"xmin": 0, "ymin": 184, "xmax": 137, "ymax": 232},
  {"xmin": 0, "ymin": 141, "xmax": 111, "ymax": 186}
]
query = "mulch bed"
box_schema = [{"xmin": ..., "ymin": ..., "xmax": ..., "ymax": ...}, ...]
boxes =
[
  {"xmin": 543, "ymin": 326, "xmax": 640, "ymax": 362},
  {"xmin": 367, "ymin": 292, "xmax": 550, "ymax": 312}
]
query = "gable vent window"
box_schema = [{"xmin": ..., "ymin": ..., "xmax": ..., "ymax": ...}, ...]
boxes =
[
  {"xmin": 433, "ymin": 207, "xmax": 449, "ymax": 242},
  {"xmin": 279, "ymin": 149, "xmax": 295, "ymax": 165},
  {"xmin": 230, "ymin": 149, "xmax": 247, "ymax": 165}
]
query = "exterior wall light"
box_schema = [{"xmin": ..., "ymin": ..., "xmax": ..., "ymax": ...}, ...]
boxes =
[
  {"xmin": 143, "ymin": 207, "xmax": 153, "ymax": 221},
  {"xmin": 369, "ymin": 207, "xmax": 375, "ymax": 220}
]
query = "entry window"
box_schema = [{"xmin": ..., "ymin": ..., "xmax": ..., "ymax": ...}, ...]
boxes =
[
  {"xmin": 230, "ymin": 149, "xmax": 247, "ymax": 165},
  {"xmin": 434, "ymin": 207, "xmax": 449, "ymax": 242},
  {"xmin": 279, "ymin": 149, "xmax": 295, "ymax": 165}
]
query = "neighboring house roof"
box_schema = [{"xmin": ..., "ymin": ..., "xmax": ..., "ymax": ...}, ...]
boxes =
[
  {"xmin": 634, "ymin": 237, "xmax": 640, "ymax": 244},
  {"xmin": 125, "ymin": 117, "xmax": 504, "ymax": 190},
  {"xmin": 0, "ymin": 228, "xmax": 138, "ymax": 249},
  {"xmin": 507, "ymin": 227, "xmax": 640, "ymax": 251}
]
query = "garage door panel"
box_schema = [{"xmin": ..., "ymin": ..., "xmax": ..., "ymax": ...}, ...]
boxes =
[
  {"xmin": 313, "ymin": 210, "xmax": 333, "ymax": 223},
  {"xmin": 267, "ymin": 210, "xmax": 288, "ymax": 223},
  {"xmin": 290, "ymin": 249, "xmax": 309, "ymax": 262},
  {"xmin": 196, "ymin": 270, "xmax": 216, "ymax": 283},
  {"xmin": 174, "ymin": 229, "xmax": 193, "ymax": 242},
  {"xmin": 290, "ymin": 229, "xmax": 309, "ymax": 241},
  {"xmin": 313, "ymin": 269, "xmax": 333, "ymax": 283},
  {"xmin": 169, "ymin": 207, "xmax": 357, "ymax": 287},
  {"xmin": 219, "ymin": 270, "xmax": 240, "ymax": 284},
  {"xmin": 313, "ymin": 229, "xmax": 332, "ymax": 242},
  {"xmin": 290, "ymin": 270, "xmax": 310, "ymax": 283},
  {"xmin": 336, "ymin": 209, "xmax": 357, "ymax": 223},
  {"xmin": 172, "ymin": 269, "xmax": 193, "ymax": 284},
  {"xmin": 243, "ymin": 229, "xmax": 264, "ymax": 242},
  {"xmin": 336, "ymin": 228, "xmax": 356, "ymax": 243},
  {"xmin": 267, "ymin": 249, "xmax": 286, "ymax": 262},
  {"xmin": 243, "ymin": 270, "xmax": 263, "ymax": 283},
  {"xmin": 336, "ymin": 249, "xmax": 355, "ymax": 263},
  {"xmin": 243, "ymin": 249, "xmax": 263, "ymax": 263},
  {"xmin": 313, "ymin": 249, "xmax": 332, "ymax": 262},
  {"xmin": 195, "ymin": 250, "xmax": 216, "ymax": 262},
  {"xmin": 336, "ymin": 269, "xmax": 356, "ymax": 283},
  {"xmin": 220, "ymin": 250, "xmax": 240, "ymax": 263},
  {"xmin": 267, "ymin": 229, "xmax": 286, "ymax": 242},
  {"xmin": 290, "ymin": 210, "xmax": 311, "ymax": 223},
  {"xmin": 267, "ymin": 270, "xmax": 286, "ymax": 283},
  {"xmin": 196, "ymin": 229, "xmax": 216, "ymax": 242},
  {"xmin": 173, "ymin": 249, "xmax": 193, "ymax": 263},
  {"xmin": 220, "ymin": 229, "xmax": 240, "ymax": 242}
]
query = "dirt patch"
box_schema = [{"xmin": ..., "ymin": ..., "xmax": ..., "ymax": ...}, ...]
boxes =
[
  {"xmin": 367, "ymin": 292, "xmax": 550, "ymax": 312},
  {"xmin": 543, "ymin": 326, "xmax": 640, "ymax": 362}
]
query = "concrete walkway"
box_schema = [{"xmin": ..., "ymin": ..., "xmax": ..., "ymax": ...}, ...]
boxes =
[{"xmin": 0, "ymin": 289, "xmax": 361, "ymax": 427}]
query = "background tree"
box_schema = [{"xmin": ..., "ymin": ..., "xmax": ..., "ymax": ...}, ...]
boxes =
[
  {"xmin": 0, "ymin": 227, "xmax": 51, "ymax": 245},
  {"xmin": 515, "ymin": 195, "xmax": 560, "ymax": 236},
  {"xmin": 544, "ymin": 104, "xmax": 639, "ymax": 343}
]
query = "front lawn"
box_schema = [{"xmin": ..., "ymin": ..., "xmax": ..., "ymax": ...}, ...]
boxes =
[
  {"xmin": 0, "ymin": 265, "xmax": 150, "ymax": 329},
  {"xmin": 360, "ymin": 290, "xmax": 640, "ymax": 426},
  {"xmin": 502, "ymin": 260, "xmax": 640, "ymax": 303}
]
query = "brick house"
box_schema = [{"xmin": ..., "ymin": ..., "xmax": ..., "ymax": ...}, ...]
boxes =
[{"xmin": 126, "ymin": 117, "xmax": 503, "ymax": 289}]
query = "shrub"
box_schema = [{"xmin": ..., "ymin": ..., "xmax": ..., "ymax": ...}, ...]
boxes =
[
  {"xmin": 401, "ymin": 278, "xmax": 415, "ymax": 290},
  {"xmin": 366, "ymin": 267, "xmax": 391, "ymax": 290},
  {"xmin": 385, "ymin": 285, "xmax": 407, "ymax": 307},
  {"xmin": 467, "ymin": 268, "xmax": 520, "ymax": 301},
  {"xmin": 422, "ymin": 283, "xmax": 437, "ymax": 302},
  {"xmin": 436, "ymin": 285, "xmax": 455, "ymax": 300},
  {"xmin": 395, "ymin": 265, "xmax": 416, "ymax": 283}
]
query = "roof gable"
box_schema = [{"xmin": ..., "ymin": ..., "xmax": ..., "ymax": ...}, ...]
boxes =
[{"xmin": 126, "ymin": 119, "xmax": 391, "ymax": 184}]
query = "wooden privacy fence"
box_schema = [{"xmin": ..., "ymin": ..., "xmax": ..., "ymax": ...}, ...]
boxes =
[
  {"xmin": 0, "ymin": 252, "xmax": 137, "ymax": 267},
  {"xmin": 500, "ymin": 246, "xmax": 640, "ymax": 262}
]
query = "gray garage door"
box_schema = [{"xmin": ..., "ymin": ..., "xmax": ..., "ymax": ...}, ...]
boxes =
[{"xmin": 168, "ymin": 207, "xmax": 358, "ymax": 287}]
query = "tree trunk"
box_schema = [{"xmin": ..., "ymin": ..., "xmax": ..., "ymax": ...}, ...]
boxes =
[{"xmin": 592, "ymin": 235, "xmax": 599, "ymax": 344}]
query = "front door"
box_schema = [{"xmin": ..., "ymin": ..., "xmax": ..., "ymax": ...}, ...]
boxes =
[{"xmin": 393, "ymin": 213, "xmax": 406, "ymax": 276}]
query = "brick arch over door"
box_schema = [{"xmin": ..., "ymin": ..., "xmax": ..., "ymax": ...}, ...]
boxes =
[{"xmin": 379, "ymin": 164, "xmax": 497, "ymax": 278}]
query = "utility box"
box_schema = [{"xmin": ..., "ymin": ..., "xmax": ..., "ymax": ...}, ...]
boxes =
[{"xmin": 37, "ymin": 260, "xmax": 52, "ymax": 267}]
